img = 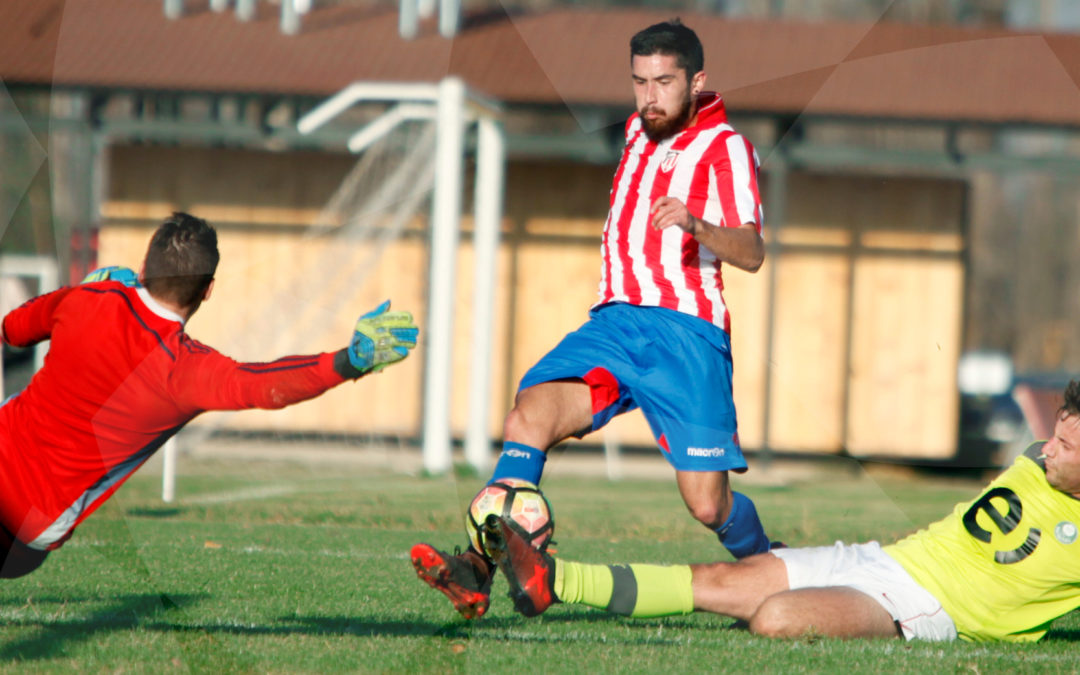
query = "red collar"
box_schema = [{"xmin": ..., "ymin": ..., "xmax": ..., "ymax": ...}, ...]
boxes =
[{"xmin": 692, "ymin": 92, "xmax": 728, "ymax": 127}]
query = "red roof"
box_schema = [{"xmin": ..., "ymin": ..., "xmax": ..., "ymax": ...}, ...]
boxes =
[{"xmin": 4, "ymin": 0, "xmax": 1080, "ymax": 125}]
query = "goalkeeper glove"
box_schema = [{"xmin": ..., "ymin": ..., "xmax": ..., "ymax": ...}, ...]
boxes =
[
  {"xmin": 347, "ymin": 300, "xmax": 419, "ymax": 375},
  {"xmin": 82, "ymin": 266, "xmax": 139, "ymax": 287}
]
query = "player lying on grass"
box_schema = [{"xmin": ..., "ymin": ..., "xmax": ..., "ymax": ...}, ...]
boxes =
[
  {"xmin": 483, "ymin": 379, "xmax": 1080, "ymax": 643},
  {"xmin": 412, "ymin": 17, "xmax": 778, "ymax": 621},
  {"xmin": 0, "ymin": 212, "xmax": 418, "ymax": 579}
]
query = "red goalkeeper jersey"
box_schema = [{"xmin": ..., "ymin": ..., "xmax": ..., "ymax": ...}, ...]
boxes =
[{"xmin": 0, "ymin": 281, "xmax": 348, "ymax": 550}]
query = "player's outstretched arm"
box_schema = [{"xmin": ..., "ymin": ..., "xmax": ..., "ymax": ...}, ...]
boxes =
[
  {"xmin": 172, "ymin": 301, "xmax": 419, "ymax": 413},
  {"xmin": 336, "ymin": 300, "xmax": 419, "ymax": 378}
]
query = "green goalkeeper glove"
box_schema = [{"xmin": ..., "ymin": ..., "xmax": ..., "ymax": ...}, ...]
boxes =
[
  {"xmin": 347, "ymin": 300, "xmax": 419, "ymax": 374},
  {"xmin": 82, "ymin": 266, "xmax": 139, "ymax": 286}
]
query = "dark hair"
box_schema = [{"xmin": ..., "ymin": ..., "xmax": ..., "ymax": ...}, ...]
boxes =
[
  {"xmin": 1062, "ymin": 380, "xmax": 1080, "ymax": 419},
  {"xmin": 630, "ymin": 19, "xmax": 704, "ymax": 78},
  {"xmin": 142, "ymin": 212, "xmax": 219, "ymax": 310}
]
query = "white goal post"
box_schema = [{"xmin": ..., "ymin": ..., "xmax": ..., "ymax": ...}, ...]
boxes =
[{"xmin": 299, "ymin": 77, "xmax": 505, "ymax": 476}]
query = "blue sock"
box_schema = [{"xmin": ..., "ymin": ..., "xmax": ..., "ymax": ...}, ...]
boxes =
[
  {"xmin": 714, "ymin": 492, "xmax": 771, "ymax": 559},
  {"xmin": 489, "ymin": 441, "xmax": 547, "ymax": 485}
]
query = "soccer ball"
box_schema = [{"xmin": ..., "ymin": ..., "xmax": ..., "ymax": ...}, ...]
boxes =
[{"xmin": 465, "ymin": 478, "xmax": 554, "ymax": 555}]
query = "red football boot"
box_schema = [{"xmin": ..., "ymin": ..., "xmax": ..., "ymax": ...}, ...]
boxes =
[
  {"xmin": 482, "ymin": 515, "xmax": 558, "ymax": 617},
  {"xmin": 410, "ymin": 543, "xmax": 493, "ymax": 619}
]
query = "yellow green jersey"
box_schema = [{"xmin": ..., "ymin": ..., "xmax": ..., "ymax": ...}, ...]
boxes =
[{"xmin": 885, "ymin": 444, "xmax": 1080, "ymax": 642}]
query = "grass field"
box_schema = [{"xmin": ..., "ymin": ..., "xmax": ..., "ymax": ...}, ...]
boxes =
[{"xmin": 1, "ymin": 450, "xmax": 1078, "ymax": 674}]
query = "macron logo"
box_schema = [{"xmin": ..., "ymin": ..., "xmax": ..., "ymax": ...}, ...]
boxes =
[
  {"xmin": 503, "ymin": 448, "xmax": 532, "ymax": 459},
  {"xmin": 687, "ymin": 447, "xmax": 726, "ymax": 458}
]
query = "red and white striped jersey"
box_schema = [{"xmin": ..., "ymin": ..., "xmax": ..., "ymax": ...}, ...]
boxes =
[{"xmin": 596, "ymin": 93, "xmax": 763, "ymax": 333}]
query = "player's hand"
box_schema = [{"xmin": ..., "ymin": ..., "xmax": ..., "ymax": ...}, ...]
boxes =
[
  {"xmin": 649, "ymin": 196, "xmax": 702, "ymax": 235},
  {"xmin": 81, "ymin": 265, "xmax": 140, "ymax": 286},
  {"xmin": 348, "ymin": 300, "xmax": 419, "ymax": 374}
]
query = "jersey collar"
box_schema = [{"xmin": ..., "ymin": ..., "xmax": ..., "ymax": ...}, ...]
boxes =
[
  {"xmin": 693, "ymin": 92, "xmax": 728, "ymax": 127},
  {"xmin": 136, "ymin": 286, "xmax": 185, "ymax": 325}
]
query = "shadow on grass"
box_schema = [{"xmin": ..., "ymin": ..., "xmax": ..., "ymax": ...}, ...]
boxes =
[
  {"xmin": 1044, "ymin": 628, "xmax": 1080, "ymax": 642},
  {"xmin": 287, "ymin": 613, "xmax": 719, "ymax": 646},
  {"xmin": 0, "ymin": 593, "xmax": 204, "ymax": 661},
  {"xmin": 1, "ymin": 597, "xmax": 748, "ymax": 661}
]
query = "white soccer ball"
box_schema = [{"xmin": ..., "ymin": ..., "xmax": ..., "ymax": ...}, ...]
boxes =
[{"xmin": 464, "ymin": 478, "xmax": 554, "ymax": 555}]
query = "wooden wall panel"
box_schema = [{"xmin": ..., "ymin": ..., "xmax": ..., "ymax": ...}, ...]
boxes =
[
  {"xmin": 721, "ymin": 260, "xmax": 770, "ymax": 450},
  {"xmin": 767, "ymin": 252, "xmax": 850, "ymax": 452},
  {"xmin": 847, "ymin": 256, "xmax": 964, "ymax": 457},
  {"xmin": 447, "ymin": 236, "xmax": 513, "ymax": 437}
]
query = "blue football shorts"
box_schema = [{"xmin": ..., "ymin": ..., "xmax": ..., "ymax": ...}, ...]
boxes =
[{"xmin": 519, "ymin": 302, "xmax": 745, "ymax": 472}]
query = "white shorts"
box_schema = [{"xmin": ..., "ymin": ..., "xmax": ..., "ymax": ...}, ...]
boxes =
[{"xmin": 771, "ymin": 541, "xmax": 957, "ymax": 642}]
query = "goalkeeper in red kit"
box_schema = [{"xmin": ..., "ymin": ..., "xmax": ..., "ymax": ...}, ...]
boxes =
[{"xmin": 0, "ymin": 212, "xmax": 418, "ymax": 578}]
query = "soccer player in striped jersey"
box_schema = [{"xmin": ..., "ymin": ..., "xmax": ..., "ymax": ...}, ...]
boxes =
[
  {"xmin": 488, "ymin": 382, "xmax": 1080, "ymax": 643},
  {"xmin": 412, "ymin": 19, "xmax": 778, "ymax": 619},
  {"xmin": 0, "ymin": 212, "xmax": 418, "ymax": 578}
]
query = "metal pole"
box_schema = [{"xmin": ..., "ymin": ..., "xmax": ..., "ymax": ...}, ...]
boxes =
[
  {"xmin": 464, "ymin": 116, "xmax": 504, "ymax": 474},
  {"xmin": 162, "ymin": 437, "xmax": 177, "ymax": 502},
  {"xmin": 421, "ymin": 77, "xmax": 466, "ymax": 474},
  {"xmin": 164, "ymin": 0, "xmax": 184, "ymax": 20},
  {"xmin": 281, "ymin": 0, "xmax": 300, "ymax": 35},
  {"xmin": 400, "ymin": 0, "xmax": 419, "ymax": 39},
  {"xmin": 438, "ymin": 0, "xmax": 459, "ymax": 37},
  {"xmin": 236, "ymin": 0, "xmax": 256, "ymax": 22}
]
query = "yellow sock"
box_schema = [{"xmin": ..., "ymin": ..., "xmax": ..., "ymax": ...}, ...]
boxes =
[
  {"xmin": 553, "ymin": 558, "xmax": 613, "ymax": 606},
  {"xmin": 553, "ymin": 559, "xmax": 693, "ymax": 617}
]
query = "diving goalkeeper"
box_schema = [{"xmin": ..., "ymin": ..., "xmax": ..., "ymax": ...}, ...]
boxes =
[
  {"xmin": 0, "ymin": 212, "xmax": 418, "ymax": 578},
  {"xmin": 486, "ymin": 379, "xmax": 1080, "ymax": 643}
]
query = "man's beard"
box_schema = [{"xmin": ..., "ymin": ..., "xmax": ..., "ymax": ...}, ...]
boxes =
[{"xmin": 640, "ymin": 91, "xmax": 694, "ymax": 143}]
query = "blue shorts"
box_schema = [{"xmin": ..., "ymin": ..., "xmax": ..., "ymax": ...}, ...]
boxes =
[{"xmin": 519, "ymin": 303, "xmax": 745, "ymax": 472}]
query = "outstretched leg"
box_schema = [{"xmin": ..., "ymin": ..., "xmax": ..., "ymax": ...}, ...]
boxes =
[{"xmin": 486, "ymin": 515, "xmax": 782, "ymax": 621}]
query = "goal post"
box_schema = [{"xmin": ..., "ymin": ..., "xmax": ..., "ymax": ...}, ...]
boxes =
[{"xmin": 297, "ymin": 77, "xmax": 505, "ymax": 476}]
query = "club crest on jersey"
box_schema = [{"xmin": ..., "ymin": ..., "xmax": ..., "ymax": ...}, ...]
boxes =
[
  {"xmin": 1054, "ymin": 521, "xmax": 1078, "ymax": 544},
  {"xmin": 660, "ymin": 150, "xmax": 681, "ymax": 173}
]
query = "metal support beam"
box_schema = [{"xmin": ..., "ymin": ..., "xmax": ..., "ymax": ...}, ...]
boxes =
[
  {"xmin": 236, "ymin": 0, "xmax": 256, "ymax": 22},
  {"xmin": 438, "ymin": 0, "xmax": 460, "ymax": 37},
  {"xmin": 400, "ymin": 0, "xmax": 419, "ymax": 39},
  {"xmin": 164, "ymin": 0, "xmax": 184, "ymax": 19},
  {"xmin": 280, "ymin": 0, "xmax": 300, "ymax": 35},
  {"xmin": 346, "ymin": 103, "xmax": 435, "ymax": 153}
]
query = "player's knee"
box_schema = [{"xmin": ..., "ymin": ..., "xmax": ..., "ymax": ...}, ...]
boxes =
[
  {"xmin": 685, "ymin": 494, "xmax": 731, "ymax": 529},
  {"xmin": 686, "ymin": 502, "xmax": 724, "ymax": 529},
  {"xmin": 503, "ymin": 405, "xmax": 537, "ymax": 442},
  {"xmin": 748, "ymin": 596, "xmax": 801, "ymax": 638}
]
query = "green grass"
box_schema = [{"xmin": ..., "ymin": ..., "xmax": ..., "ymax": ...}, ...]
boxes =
[{"xmin": 1, "ymin": 454, "xmax": 1078, "ymax": 673}]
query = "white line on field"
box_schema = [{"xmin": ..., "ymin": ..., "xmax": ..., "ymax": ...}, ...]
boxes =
[
  {"xmin": 235, "ymin": 545, "xmax": 409, "ymax": 559},
  {"xmin": 181, "ymin": 484, "xmax": 300, "ymax": 505}
]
